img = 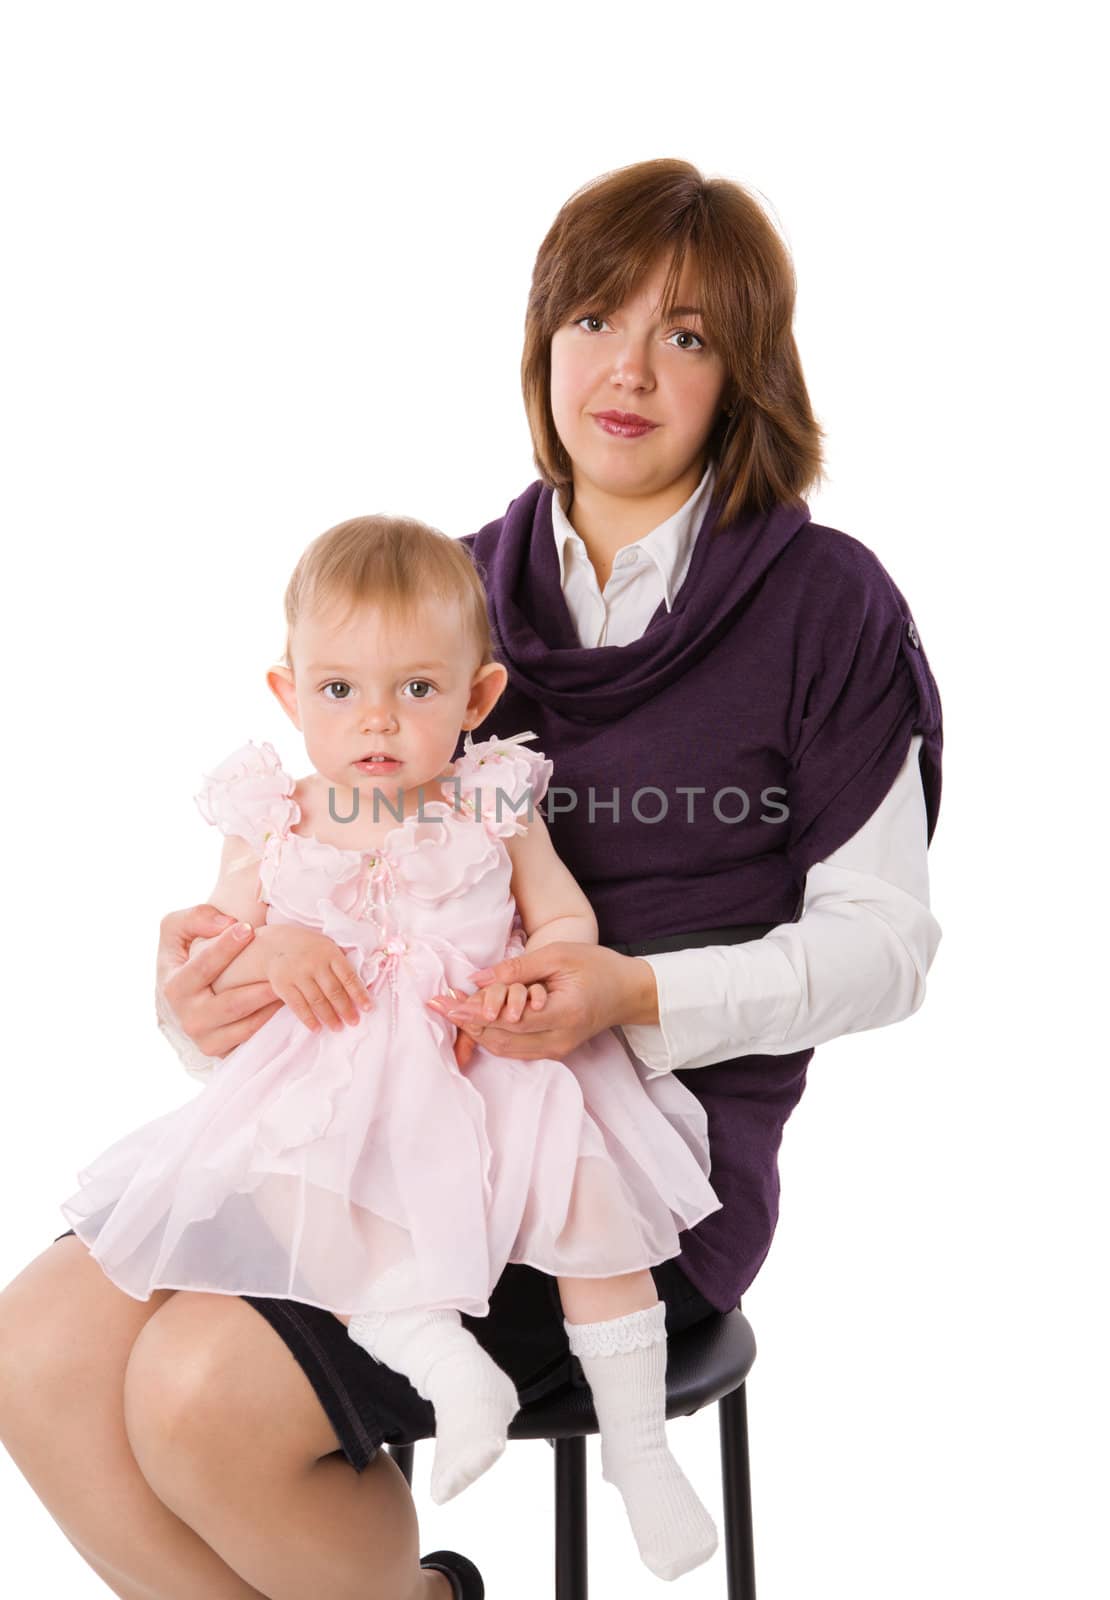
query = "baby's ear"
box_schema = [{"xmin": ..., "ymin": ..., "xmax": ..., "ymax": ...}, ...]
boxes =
[
  {"xmin": 468, "ymin": 659, "xmax": 509, "ymax": 724},
  {"xmin": 266, "ymin": 664, "xmax": 301, "ymax": 729}
]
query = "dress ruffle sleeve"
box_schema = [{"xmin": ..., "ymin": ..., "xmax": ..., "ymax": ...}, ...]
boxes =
[
  {"xmin": 193, "ymin": 741, "xmax": 301, "ymax": 855},
  {"xmin": 447, "ymin": 729, "xmax": 553, "ymax": 839}
]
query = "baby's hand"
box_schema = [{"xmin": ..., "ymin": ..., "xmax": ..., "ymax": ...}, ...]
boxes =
[
  {"xmin": 426, "ymin": 981, "xmax": 549, "ymax": 1070},
  {"xmin": 262, "ymin": 925, "xmax": 373, "ymax": 1034},
  {"xmin": 469, "ymin": 979, "xmax": 549, "ymax": 1025}
]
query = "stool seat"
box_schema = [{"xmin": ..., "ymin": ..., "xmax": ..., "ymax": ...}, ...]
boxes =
[{"xmin": 508, "ymin": 1308, "xmax": 756, "ymax": 1439}]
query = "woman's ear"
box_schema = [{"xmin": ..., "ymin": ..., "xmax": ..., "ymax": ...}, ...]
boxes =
[{"xmin": 267, "ymin": 664, "xmax": 302, "ymax": 730}]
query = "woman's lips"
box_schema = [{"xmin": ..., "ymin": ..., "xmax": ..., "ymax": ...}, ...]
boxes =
[{"xmin": 592, "ymin": 411, "xmax": 659, "ymax": 439}]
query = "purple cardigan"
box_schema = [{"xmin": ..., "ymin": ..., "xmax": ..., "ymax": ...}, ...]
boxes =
[{"xmin": 456, "ymin": 481, "xmax": 942, "ymax": 1309}]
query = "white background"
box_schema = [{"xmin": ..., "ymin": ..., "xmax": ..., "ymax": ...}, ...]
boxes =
[{"xmin": 1, "ymin": 3, "xmax": 1105, "ymax": 1597}]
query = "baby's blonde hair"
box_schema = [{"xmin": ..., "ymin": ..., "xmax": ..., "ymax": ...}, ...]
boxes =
[{"xmin": 280, "ymin": 514, "xmax": 494, "ymax": 672}]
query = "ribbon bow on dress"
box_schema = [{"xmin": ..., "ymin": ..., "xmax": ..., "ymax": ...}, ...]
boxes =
[{"xmin": 254, "ymin": 902, "xmax": 486, "ymax": 1159}]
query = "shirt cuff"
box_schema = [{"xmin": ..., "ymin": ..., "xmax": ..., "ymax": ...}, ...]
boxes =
[
  {"xmin": 619, "ymin": 941, "xmax": 802, "ymax": 1076},
  {"xmin": 154, "ymin": 983, "xmax": 223, "ymax": 1082}
]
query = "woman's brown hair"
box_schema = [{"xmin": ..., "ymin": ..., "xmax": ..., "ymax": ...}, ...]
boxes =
[{"xmin": 521, "ymin": 158, "xmax": 824, "ymax": 526}]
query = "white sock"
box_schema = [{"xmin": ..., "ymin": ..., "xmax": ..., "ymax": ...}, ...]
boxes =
[
  {"xmin": 348, "ymin": 1305, "xmax": 519, "ymax": 1504},
  {"xmin": 565, "ymin": 1300, "xmax": 719, "ymax": 1581}
]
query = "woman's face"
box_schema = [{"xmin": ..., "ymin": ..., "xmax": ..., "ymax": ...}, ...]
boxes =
[{"xmin": 549, "ymin": 254, "xmax": 730, "ymax": 507}]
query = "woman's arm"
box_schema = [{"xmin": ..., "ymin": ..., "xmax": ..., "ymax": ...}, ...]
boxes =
[
  {"xmin": 158, "ymin": 834, "xmax": 373, "ymax": 1057},
  {"xmin": 433, "ymin": 737, "xmax": 940, "ymax": 1065},
  {"xmin": 622, "ymin": 735, "xmax": 941, "ymax": 1074},
  {"xmin": 155, "ymin": 834, "xmax": 281, "ymax": 1073},
  {"xmin": 155, "ymin": 909, "xmax": 282, "ymax": 1075}
]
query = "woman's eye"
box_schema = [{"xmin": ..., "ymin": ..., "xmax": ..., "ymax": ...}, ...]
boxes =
[
  {"xmin": 668, "ymin": 329, "xmax": 705, "ymax": 351},
  {"xmin": 322, "ymin": 682, "xmax": 351, "ymax": 701},
  {"xmin": 404, "ymin": 680, "xmax": 436, "ymax": 700},
  {"xmin": 576, "ymin": 314, "xmax": 609, "ymax": 334}
]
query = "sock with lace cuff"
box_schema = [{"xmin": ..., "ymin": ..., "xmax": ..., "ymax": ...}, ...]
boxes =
[{"xmin": 564, "ymin": 1299, "xmax": 718, "ymax": 1581}]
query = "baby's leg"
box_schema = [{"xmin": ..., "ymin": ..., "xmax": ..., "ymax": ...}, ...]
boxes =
[
  {"xmin": 341, "ymin": 1300, "xmax": 519, "ymax": 1506},
  {"xmin": 557, "ymin": 1269, "xmax": 719, "ymax": 1582},
  {"xmin": 558, "ymin": 1266, "xmax": 658, "ymax": 1323}
]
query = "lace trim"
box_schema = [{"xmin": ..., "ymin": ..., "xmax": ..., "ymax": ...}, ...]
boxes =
[
  {"xmin": 564, "ymin": 1300, "xmax": 667, "ymax": 1358},
  {"xmin": 154, "ymin": 984, "xmax": 222, "ymax": 1081}
]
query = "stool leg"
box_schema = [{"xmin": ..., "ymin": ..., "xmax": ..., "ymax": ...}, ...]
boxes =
[
  {"xmin": 554, "ymin": 1435, "xmax": 588, "ymax": 1600},
  {"xmin": 388, "ymin": 1442, "xmax": 415, "ymax": 1487},
  {"xmin": 719, "ymin": 1385, "xmax": 756, "ymax": 1599}
]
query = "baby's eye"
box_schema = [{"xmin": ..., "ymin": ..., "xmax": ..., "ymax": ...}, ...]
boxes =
[
  {"xmin": 322, "ymin": 682, "xmax": 352, "ymax": 701},
  {"xmin": 668, "ymin": 329, "xmax": 705, "ymax": 351},
  {"xmin": 575, "ymin": 314, "xmax": 609, "ymax": 334},
  {"xmin": 404, "ymin": 680, "xmax": 436, "ymax": 700}
]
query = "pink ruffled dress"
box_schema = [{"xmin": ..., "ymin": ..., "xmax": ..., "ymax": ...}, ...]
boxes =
[{"xmin": 61, "ymin": 730, "xmax": 722, "ymax": 1316}]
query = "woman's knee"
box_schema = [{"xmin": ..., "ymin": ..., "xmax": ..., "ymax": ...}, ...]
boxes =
[
  {"xmin": 123, "ymin": 1290, "xmax": 339, "ymax": 1510},
  {"xmin": 0, "ymin": 1236, "xmax": 171, "ymax": 1435}
]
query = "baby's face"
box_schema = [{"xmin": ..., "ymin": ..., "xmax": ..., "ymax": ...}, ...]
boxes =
[{"xmin": 282, "ymin": 597, "xmax": 489, "ymax": 797}]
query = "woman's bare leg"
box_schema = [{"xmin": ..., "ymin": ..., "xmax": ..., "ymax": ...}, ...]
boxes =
[
  {"xmin": 0, "ymin": 1238, "xmax": 449, "ymax": 1600},
  {"xmin": 0, "ymin": 1237, "xmax": 269, "ymax": 1598},
  {"xmin": 122, "ymin": 1284, "xmax": 449, "ymax": 1600}
]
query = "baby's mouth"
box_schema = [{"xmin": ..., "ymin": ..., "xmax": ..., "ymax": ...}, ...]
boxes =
[{"xmin": 357, "ymin": 752, "xmax": 402, "ymax": 764}]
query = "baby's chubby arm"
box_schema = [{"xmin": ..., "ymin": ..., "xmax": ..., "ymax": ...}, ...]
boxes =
[
  {"xmin": 197, "ymin": 836, "xmax": 372, "ymax": 1032},
  {"xmin": 506, "ymin": 809, "xmax": 598, "ymax": 953},
  {"xmin": 437, "ymin": 811, "xmax": 597, "ymax": 1032},
  {"xmin": 189, "ymin": 835, "xmax": 271, "ymax": 986},
  {"xmin": 427, "ymin": 811, "xmax": 655, "ymax": 1056}
]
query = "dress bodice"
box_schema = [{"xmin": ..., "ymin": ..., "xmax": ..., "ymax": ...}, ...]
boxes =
[{"xmin": 194, "ymin": 730, "xmax": 554, "ymax": 979}]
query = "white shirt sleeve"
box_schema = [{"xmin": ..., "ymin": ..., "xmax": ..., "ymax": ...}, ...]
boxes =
[
  {"xmin": 619, "ymin": 734, "xmax": 942, "ymax": 1076},
  {"xmin": 155, "ymin": 980, "xmax": 223, "ymax": 1082}
]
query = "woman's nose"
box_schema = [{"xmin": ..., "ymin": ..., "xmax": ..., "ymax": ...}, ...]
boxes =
[{"xmin": 610, "ymin": 337, "xmax": 654, "ymax": 391}]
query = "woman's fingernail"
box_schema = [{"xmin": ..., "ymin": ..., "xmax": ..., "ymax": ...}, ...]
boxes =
[
  {"xmin": 232, "ymin": 922, "xmax": 253, "ymax": 941},
  {"xmin": 467, "ymin": 968, "xmax": 492, "ymax": 982}
]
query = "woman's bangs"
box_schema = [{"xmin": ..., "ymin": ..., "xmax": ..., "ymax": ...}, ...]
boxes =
[{"xmin": 550, "ymin": 235, "xmax": 723, "ymax": 346}]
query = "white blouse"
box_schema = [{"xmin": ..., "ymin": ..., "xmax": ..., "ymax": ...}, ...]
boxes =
[
  {"xmin": 550, "ymin": 464, "xmax": 942, "ymax": 1076},
  {"xmin": 160, "ymin": 471, "xmax": 941, "ymax": 1080}
]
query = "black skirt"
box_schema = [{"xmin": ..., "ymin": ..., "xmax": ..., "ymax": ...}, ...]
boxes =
[{"xmin": 51, "ymin": 1229, "xmax": 718, "ymax": 1472}]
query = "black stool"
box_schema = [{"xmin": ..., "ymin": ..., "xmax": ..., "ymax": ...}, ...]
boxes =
[{"xmin": 390, "ymin": 1307, "xmax": 758, "ymax": 1598}]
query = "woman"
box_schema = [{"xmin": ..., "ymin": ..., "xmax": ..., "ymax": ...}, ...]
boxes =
[{"xmin": 0, "ymin": 159, "xmax": 942, "ymax": 1600}]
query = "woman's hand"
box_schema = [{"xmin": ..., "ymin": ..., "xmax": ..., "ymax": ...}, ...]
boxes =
[
  {"xmin": 259, "ymin": 925, "xmax": 375, "ymax": 1034},
  {"xmin": 433, "ymin": 977, "xmax": 550, "ymax": 1070},
  {"xmin": 425, "ymin": 944, "xmax": 658, "ymax": 1060},
  {"xmin": 158, "ymin": 905, "xmax": 284, "ymax": 1060},
  {"xmin": 425, "ymin": 972, "xmax": 543, "ymax": 1075}
]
